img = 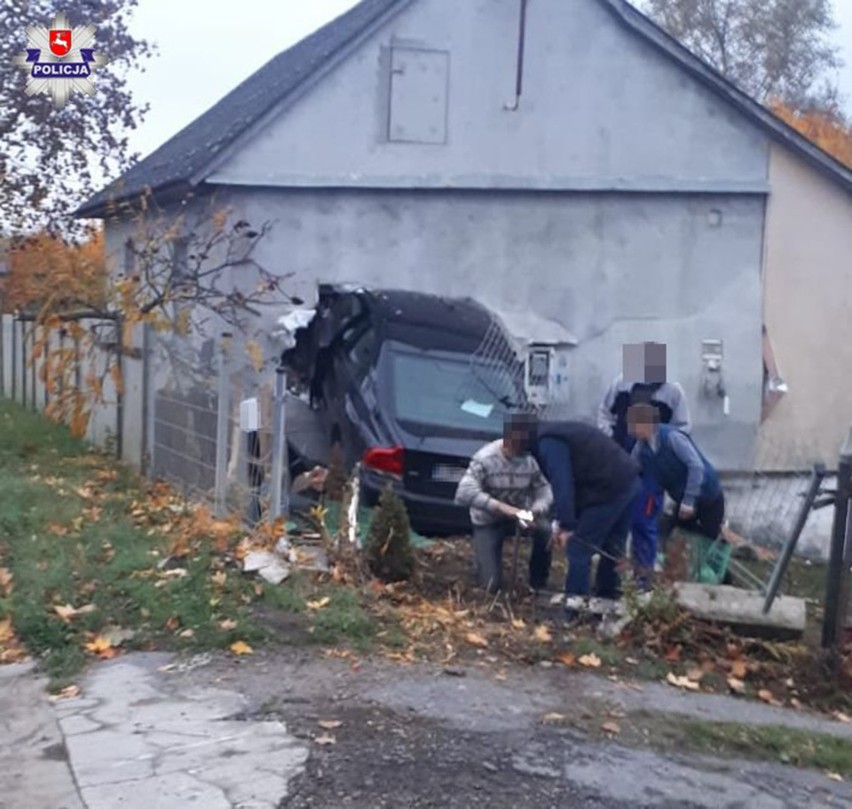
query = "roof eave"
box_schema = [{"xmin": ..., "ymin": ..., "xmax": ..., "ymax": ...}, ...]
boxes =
[{"xmin": 73, "ymin": 180, "xmax": 200, "ymax": 221}]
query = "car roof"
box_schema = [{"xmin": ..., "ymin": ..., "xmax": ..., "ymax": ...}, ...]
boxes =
[
  {"xmin": 324, "ymin": 286, "xmax": 503, "ymax": 354},
  {"xmin": 375, "ymin": 292, "xmax": 503, "ymax": 354}
]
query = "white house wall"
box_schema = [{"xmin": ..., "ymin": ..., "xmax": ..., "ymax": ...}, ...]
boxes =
[{"xmin": 208, "ymin": 0, "xmax": 769, "ymax": 192}]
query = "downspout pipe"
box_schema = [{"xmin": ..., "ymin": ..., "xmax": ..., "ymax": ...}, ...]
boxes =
[{"xmin": 504, "ymin": 0, "xmax": 529, "ymax": 111}]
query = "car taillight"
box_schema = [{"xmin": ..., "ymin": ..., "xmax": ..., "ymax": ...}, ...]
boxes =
[{"xmin": 362, "ymin": 446, "xmax": 404, "ymax": 476}]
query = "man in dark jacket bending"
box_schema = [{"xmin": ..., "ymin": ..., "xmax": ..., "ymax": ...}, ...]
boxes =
[{"xmin": 531, "ymin": 419, "xmax": 640, "ymax": 617}]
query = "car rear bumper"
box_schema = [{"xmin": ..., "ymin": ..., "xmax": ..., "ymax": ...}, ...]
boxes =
[{"xmin": 359, "ymin": 468, "xmax": 471, "ymax": 537}]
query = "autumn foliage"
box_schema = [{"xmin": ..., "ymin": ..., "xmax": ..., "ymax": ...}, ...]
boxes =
[
  {"xmin": 770, "ymin": 102, "xmax": 852, "ymax": 169},
  {"xmin": 6, "ymin": 228, "xmax": 106, "ymax": 314}
]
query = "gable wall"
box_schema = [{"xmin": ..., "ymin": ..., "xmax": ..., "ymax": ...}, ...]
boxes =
[{"xmin": 209, "ymin": 0, "xmax": 769, "ymax": 190}]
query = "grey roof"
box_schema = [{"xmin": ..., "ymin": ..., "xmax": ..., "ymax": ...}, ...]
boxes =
[
  {"xmin": 78, "ymin": 0, "xmax": 852, "ymax": 218},
  {"xmin": 76, "ymin": 0, "xmax": 408, "ymax": 217}
]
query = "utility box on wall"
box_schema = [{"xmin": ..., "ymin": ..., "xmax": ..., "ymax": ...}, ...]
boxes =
[{"xmin": 524, "ymin": 344, "xmax": 572, "ymax": 411}]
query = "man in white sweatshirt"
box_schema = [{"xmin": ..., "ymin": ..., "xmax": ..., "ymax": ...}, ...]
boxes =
[{"xmin": 455, "ymin": 414, "xmax": 553, "ymax": 593}]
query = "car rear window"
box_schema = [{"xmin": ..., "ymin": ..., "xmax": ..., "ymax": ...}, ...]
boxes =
[{"xmin": 390, "ymin": 351, "xmax": 521, "ymax": 432}]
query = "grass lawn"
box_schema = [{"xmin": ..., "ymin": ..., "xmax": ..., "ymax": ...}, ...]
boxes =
[
  {"xmin": 0, "ymin": 401, "xmax": 375, "ymax": 688},
  {"xmin": 641, "ymin": 712, "xmax": 852, "ymax": 778}
]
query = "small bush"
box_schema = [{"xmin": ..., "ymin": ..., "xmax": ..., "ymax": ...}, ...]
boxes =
[{"xmin": 365, "ymin": 485, "xmax": 415, "ymax": 583}]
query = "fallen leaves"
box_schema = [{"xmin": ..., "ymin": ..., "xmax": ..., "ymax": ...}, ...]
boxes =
[
  {"xmin": 84, "ymin": 635, "xmax": 120, "ymax": 659},
  {"xmin": 666, "ymin": 672, "xmax": 701, "ymax": 692},
  {"xmin": 229, "ymin": 640, "xmax": 254, "ymax": 656},
  {"xmin": 730, "ymin": 659, "xmax": 748, "ymax": 679},
  {"xmin": 0, "ymin": 617, "xmax": 28, "ymax": 663},
  {"xmin": 0, "ymin": 567, "xmax": 12, "ymax": 596},
  {"xmin": 533, "ymin": 625, "xmax": 553, "ymax": 644},
  {"xmin": 53, "ymin": 603, "xmax": 96, "ymax": 623},
  {"xmin": 314, "ymin": 734, "xmax": 336, "ymax": 746},
  {"xmin": 307, "ymin": 596, "xmax": 331, "ymax": 611},
  {"xmin": 218, "ymin": 619, "xmax": 238, "ymax": 631},
  {"xmin": 601, "ymin": 721, "xmax": 621, "ymax": 736},
  {"xmin": 541, "ymin": 712, "xmax": 567, "ymax": 724},
  {"xmin": 317, "ymin": 720, "xmax": 343, "ymax": 730},
  {"xmin": 465, "ymin": 631, "xmax": 489, "ymax": 649},
  {"xmin": 833, "ymin": 711, "xmax": 852, "ymax": 724},
  {"xmin": 557, "ymin": 652, "xmax": 576, "ymax": 667},
  {"xmin": 49, "ymin": 685, "xmax": 81, "ymax": 702},
  {"xmin": 578, "ymin": 653, "xmax": 602, "ymax": 669},
  {"xmin": 727, "ymin": 677, "xmax": 747, "ymax": 695},
  {"xmin": 826, "ymin": 772, "xmax": 844, "ymax": 783}
]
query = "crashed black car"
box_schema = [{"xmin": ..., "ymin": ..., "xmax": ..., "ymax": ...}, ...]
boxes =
[{"xmin": 282, "ymin": 285, "xmax": 526, "ymax": 535}]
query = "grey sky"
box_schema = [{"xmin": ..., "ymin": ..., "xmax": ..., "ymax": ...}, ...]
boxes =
[{"xmin": 125, "ymin": 0, "xmax": 852, "ymax": 163}]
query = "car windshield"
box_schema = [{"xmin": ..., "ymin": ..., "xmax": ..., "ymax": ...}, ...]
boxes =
[{"xmin": 390, "ymin": 350, "xmax": 522, "ymax": 433}]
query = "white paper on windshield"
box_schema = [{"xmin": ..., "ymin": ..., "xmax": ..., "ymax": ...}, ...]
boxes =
[{"xmin": 460, "ymin": 399, "xmax": 494, "ymax": 419}]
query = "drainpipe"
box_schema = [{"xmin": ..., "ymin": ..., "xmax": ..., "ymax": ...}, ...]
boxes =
[{"xmin": 504, "ymin": 0, "xmax": 529, "ymax": 111}]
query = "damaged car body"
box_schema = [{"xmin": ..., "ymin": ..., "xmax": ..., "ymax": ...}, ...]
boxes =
[{"xmin": 281, "ymin": 285, "xmax": 527, "ymax": 535}]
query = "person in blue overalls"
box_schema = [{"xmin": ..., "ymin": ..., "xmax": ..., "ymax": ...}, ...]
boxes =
[
  {"xmin": 627, "ymin": 403, "xmax": 725, "ymax": 543},
  {"xmin": 597, "ymin": 343, "xmax": 691, "ymax": 588}
]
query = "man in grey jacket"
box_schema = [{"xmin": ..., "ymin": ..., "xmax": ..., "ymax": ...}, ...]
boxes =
[{"xmin": 455, "ymin": 414, "xmax": 553, "ymax": 593}]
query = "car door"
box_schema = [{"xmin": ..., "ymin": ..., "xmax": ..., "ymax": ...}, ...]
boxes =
[{"xmin": 329, "ymin": 322, "xmax": 379, "ymax": 467}]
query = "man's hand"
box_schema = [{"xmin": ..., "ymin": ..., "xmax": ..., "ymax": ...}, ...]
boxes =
[
  {"xmin": 678, "ymin": 503, "xmax": 696, "ymax": 521},
  {"xmin": 549, "ymin": 529, "xmax": 573, "ymax": 551},
  {"xmin": 495, "ymin": 502, "xmax": 521, "ymax": 519}
]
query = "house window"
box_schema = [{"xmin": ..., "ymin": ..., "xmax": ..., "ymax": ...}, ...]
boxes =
[
  {"xmin": 388, "ymin": 47, "xmax": 449, "ymax": 144},
  {"xmin": 761, "ymin": 326, "xmax": 787, "ymax": 421}
]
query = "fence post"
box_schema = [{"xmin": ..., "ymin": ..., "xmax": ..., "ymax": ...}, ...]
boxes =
[
  {"xmin": 10, "ymin": 315, "xmax": 17, "ymax": 402},
  {"xmin": 822, "ymin": 428, "xmax": 852, "ymax": 653},
  {"xmin": 21, "ymin": 321, "xmax": 27, "ymax": 410},
  {"xmin": 140, "ymin": 324, "xmax": 150, "ymax": 475},
  {"xmin": 269, "ymin": 363, "xmax": 290, "ymax": 523},
  {"xmin": 30, "ymin": 326, "xmax": 36, "ymax": 411},
  {"xmin": 0, "ymin": 312, "xmax": 5, "ymax": 398},
  {"xmin": 213, "ymin": 333, "xmax": 232, "ymax": 518},
  {"xmin": 43, "ymin": 325, "xmax": 50, "ymax": 410},
  {"xmin": 763, "ymin": 463, "xmax": 826, "ymax": 614},
  {"xmin": 115, "ymin": 317, "xmax": 123, "ymax": 460}
]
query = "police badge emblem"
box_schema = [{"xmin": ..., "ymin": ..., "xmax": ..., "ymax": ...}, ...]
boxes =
[{"xmin": 13, "ymin": 13, "xmax": 108, "ymax": 108}]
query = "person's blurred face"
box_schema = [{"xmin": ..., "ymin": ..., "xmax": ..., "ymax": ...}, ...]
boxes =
[
  {"xmin": 628, "ymin": 419, "xmax": 654, "ymax": 442},
  {"xmin": 504, "ymin": 428, "xmax": 530, "ymax": 457}
]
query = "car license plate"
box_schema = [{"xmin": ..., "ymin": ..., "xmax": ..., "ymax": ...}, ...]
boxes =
[{"xmin": 432, "ymin": 464, "xmax": 466, "ymax": 483}]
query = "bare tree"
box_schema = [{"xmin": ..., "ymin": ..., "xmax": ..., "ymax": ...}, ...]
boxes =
[
  {"xmin": 642, "ymin": 0, "xmax": 842, "ymax": 109},
  {"xmin": 1, "ymin": 1, "xmax": 153, "ymax": 233}
]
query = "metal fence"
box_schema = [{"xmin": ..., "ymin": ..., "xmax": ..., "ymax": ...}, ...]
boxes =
[
  {"xmin": 0, "ymin": 312, "xmax": 288, "ymax": 526},
  {"xmin": 0, "ymin": 311, "xmax": 124, "ymax": 451},
  {"xmin": 823, "ymin": 429, "xmax": 852, "ymax": 655}
]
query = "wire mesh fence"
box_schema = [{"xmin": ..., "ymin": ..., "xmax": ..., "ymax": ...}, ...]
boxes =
[
  {"xmin": 148, "ymin": 332, "xmax": 280, "ymax": 525},
  {"xmin": 722, "ymin": 436, "xmax": 833, "ymax": 556}
]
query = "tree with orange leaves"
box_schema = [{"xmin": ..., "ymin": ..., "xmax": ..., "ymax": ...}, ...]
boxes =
[
  {"xmin": 770, "ymin": 102, "xmax": 852, "ymax": 169},
  {"xmin": 6, "ymin": 228, "xmax": 107, "ymax": 314},
  {"xmin": 6, "ymin": 197, "xmax": 291, "ymax": 439}
]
